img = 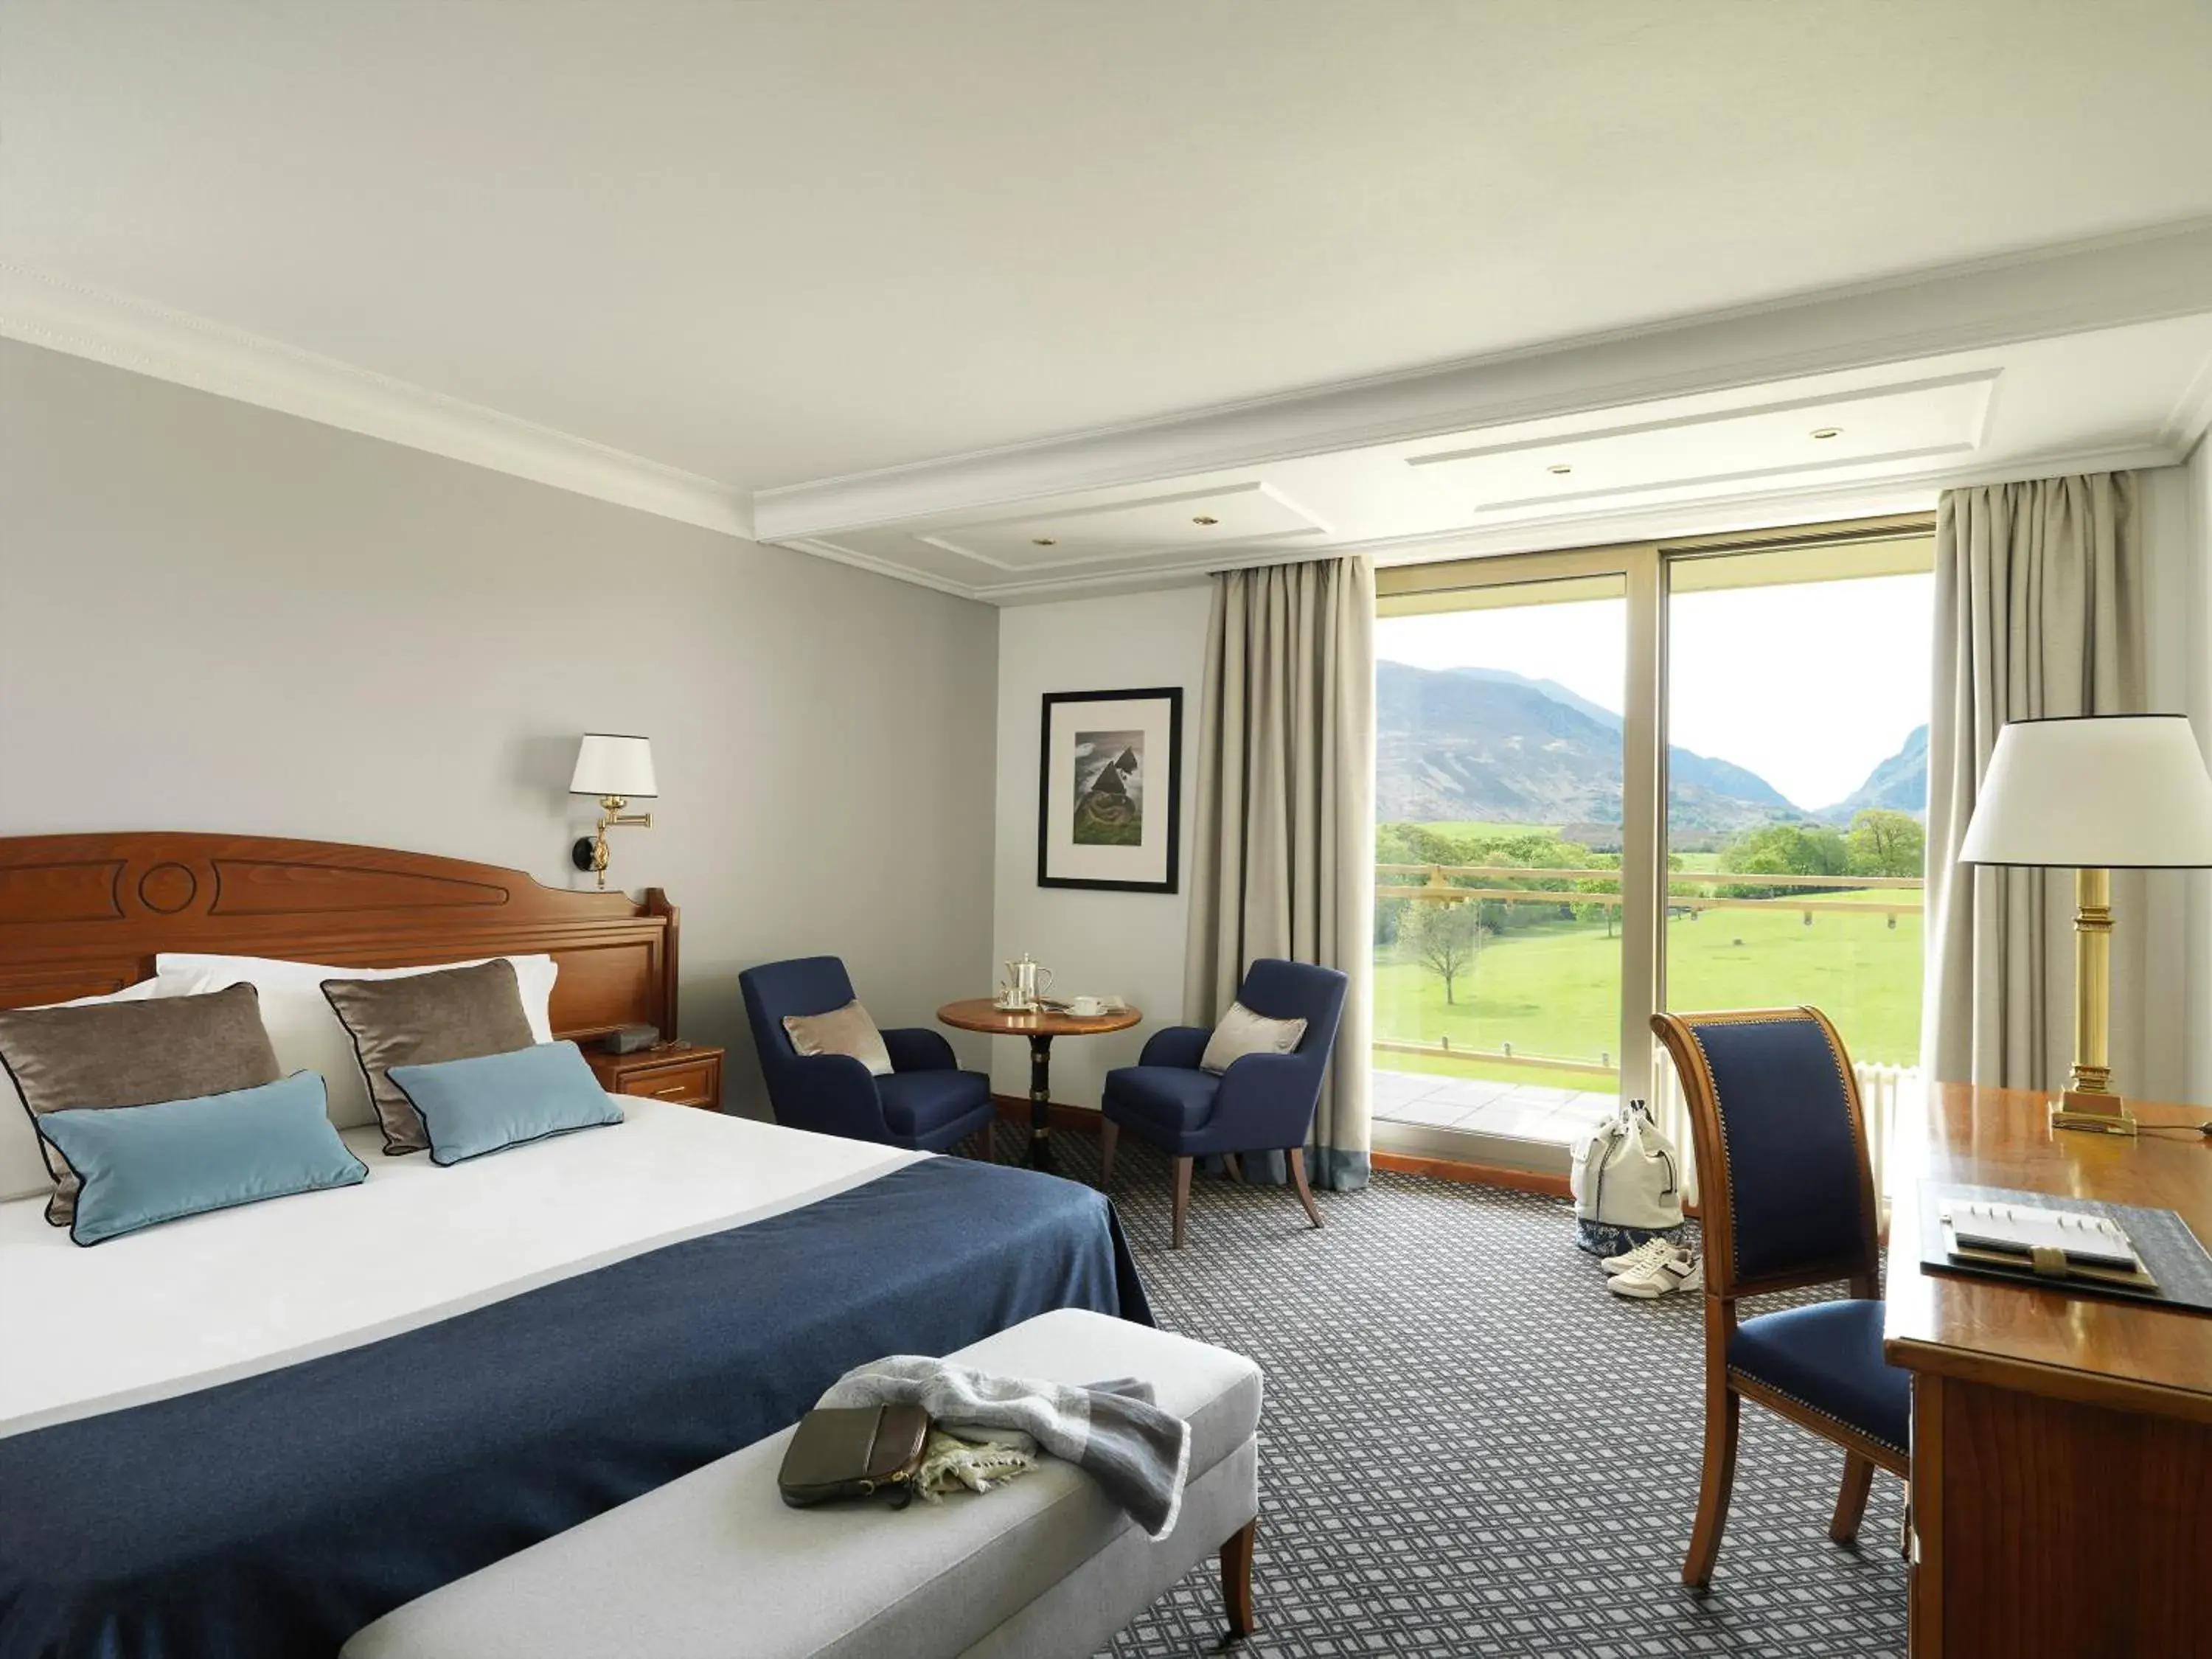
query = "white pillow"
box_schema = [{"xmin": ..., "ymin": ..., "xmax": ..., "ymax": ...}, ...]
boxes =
[
  {"xmin": 153, "ymin": 953, "xmax": 558, "ymax": 1133},
  {"xmin": 0, "ymin": 975, "xmax": 190, "ymax": 1201},
  {"xmin": 1199, "ymin": 1002, "xmax": 1309, "ymax": 1076}
]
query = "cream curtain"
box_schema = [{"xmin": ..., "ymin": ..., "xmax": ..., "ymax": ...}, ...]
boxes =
[
  {"xmin": 1922, "ymin": 473, "xmax": 2144, "ymax": 1091},
  {"xmin": 1183, "ymin": 555, "xmax": 1377, "ymax": 1190}
]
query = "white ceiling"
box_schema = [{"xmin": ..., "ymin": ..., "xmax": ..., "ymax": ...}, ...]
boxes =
[{"xmin": 6, "ymin": 0, "xmax": 2212, "ymax": 599}]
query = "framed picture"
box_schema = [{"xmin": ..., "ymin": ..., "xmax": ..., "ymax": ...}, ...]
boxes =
[{"xmin": 1037, "ymin": 686, "xmax": 1183, "ymax": 892}]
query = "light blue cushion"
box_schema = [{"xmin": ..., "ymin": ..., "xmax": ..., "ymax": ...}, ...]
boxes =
[
  {"xmin": 34, "ymin": 1071, "xmax": 368, "ymax": 1246},
  {"xmin": 387, "ymin": 1040, "xmax": 625, "ymax": 1166}
]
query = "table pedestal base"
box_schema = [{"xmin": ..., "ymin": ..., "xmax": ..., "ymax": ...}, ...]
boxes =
[{"xmin": 1027, "ymin": 1034, "xmax": 1056, "ymax": 1172}]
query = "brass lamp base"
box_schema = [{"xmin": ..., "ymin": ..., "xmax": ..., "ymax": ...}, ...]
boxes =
[
  {"xmin": 2051, "ymin": 1089, "xmax": 2137, "ymax": 1136},
  {"xmin": 2049, "ymin": 867, "xmax": 2134, "ymax": 1135}
]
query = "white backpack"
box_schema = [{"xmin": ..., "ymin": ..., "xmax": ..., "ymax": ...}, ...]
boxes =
[{"xmin": 1570, "ymin": 1099, "xmax": 1684, "ymax": 1248}]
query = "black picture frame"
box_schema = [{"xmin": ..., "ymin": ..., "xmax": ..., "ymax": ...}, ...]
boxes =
[{"xmin": 1037, "ymin": 686, "xmax": 1183, "ymax": 893}]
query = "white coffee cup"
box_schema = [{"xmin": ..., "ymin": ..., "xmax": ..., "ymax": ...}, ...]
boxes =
[{"xmin": 1067, "ymin": 995, "xmax": 1106, "ymax": 1017}]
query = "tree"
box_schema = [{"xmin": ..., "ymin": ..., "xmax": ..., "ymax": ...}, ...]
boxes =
[
  {"xmin": 1847, "ymin": 808, "xmax": 1925, "ymax": 877},
  {"xmin": 1408, "ymin": 902, "xmax": 1488, "ymax": 1005},
  {"xmin": 1717, "ymin": 821, "xmax": 1850, "ymax": 897}
]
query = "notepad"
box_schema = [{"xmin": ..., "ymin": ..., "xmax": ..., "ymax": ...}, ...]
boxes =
[{"xmin": 1943, "ymin": 1200, "xmax": 2141, "ymax": 1268}]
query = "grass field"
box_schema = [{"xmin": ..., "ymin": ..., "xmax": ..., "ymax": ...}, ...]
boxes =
[{"xmin": 1374, "ymin": 893, "xmax": 1922, "ymax": 1094}]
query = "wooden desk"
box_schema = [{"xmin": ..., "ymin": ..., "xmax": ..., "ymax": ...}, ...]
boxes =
[{"xmin": 1885, "ymin": 1082, "xmax": 2212, "ymax": 1658}]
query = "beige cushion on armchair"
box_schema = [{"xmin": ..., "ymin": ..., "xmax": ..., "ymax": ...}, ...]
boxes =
[
  {"xmin": 782, "ymin": 1001, "xmax": 894, "ymax": 1077},
  {"xmin": 1199, "ymin": 1001, "xmax": 1307, "ymax": 1074}
]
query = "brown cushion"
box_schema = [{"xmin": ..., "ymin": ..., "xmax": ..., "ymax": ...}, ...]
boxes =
[
  {"xmin": 782, "ymin": 1001, "xmax": 894, "ymax": 1077},
  {"xmin": 321, "ymin": 959, "xmax": 536, "ymax": 1154},
  {"xmin": 0, "ymin": 981, "xmax": 283, "ymax": 1224}
]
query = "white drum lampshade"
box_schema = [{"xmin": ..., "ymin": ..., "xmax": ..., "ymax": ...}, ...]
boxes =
[
  {"xmin": 568, "ymin": 734, "xmax": 658, "ymax": 890},
  {"xmin": 1958, "ymin": 714, "xmax": 2212, "ymax": 869},
  {"xmin": 569, "ymin": 734, "xmax": 658, "ymax": 802},
  {"xmin": 1956, "ymin": 713, "xmax": 2212, "ymax": 1133}
]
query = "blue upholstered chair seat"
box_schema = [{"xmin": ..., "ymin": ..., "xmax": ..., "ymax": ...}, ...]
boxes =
[
  {"xmin": 1097, "ymin": 958, "xmax": 1349, "ymax": 1249},
  {"xmin": 738, "ymin": 956, "xmax": 995, "ymax": 1155},
  {"xmin": 874, "ymin": 1068, "xmax": 992, "ymax": 1138},
  {"xmin": 1728, "ymin": 1299, "xmax": 1909, "ymax": 1458},
  {"xmin": 1100, "ymin": 1066, "xmax": 1220, "ymax": 1135}
]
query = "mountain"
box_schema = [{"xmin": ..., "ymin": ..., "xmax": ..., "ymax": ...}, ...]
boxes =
[
  {"xmin": 1447, "ymin": 666, "xmax": 1619, "ymax": 728},
  {"xmin": 1376, "ymin": 660, "xmax": 1799, "ymax": 831},
  {"xmin": 1819, "ymin": 725, "xmax": 1928, "ymax": 823}
]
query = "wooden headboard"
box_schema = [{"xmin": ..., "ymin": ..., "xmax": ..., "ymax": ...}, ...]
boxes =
[{"xmin": 0, "ymin": 832, "xmax": 678, "ymax": 1039}]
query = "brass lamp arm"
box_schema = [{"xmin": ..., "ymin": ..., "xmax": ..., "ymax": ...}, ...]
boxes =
[{"xmin": 571, "ymin": 794, "xmax": 655, "ymax": 891}]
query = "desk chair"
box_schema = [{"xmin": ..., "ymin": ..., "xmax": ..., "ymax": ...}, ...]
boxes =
[{"xmin": 1651, "ymin": 1006, "xmax": 1910, "ymax": 1593}]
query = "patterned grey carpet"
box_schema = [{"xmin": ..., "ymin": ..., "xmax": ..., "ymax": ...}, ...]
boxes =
[{"xmin": 994, "ymin": 1125, "xmax": 1907, "ymax": 1659}]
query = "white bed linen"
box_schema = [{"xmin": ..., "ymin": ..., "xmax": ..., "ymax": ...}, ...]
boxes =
[{"xmin": 0, "ymin": 1100, "xmax": 922, "ymax": 1439}]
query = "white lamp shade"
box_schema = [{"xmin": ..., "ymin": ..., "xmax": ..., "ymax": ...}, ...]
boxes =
[
  {"xmin": 1958, "ymin": 714, "xmax": 2212, "ymax": 868},
  {"xmin": 569, "ymin": 734, "xmax": 658, "ymax": 799}
]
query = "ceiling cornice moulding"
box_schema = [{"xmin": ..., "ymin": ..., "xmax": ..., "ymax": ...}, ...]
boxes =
[
  {"xmin": 964, "ymin": 437, "xmax": 2183, "ymax": 605},
  {"xmin": 753, "ymin": 218, "xmax": 2212, "ymax": 541},
  {"xmin": 0, "ymin": 264, "xmax": 754, "ymax": 540}
]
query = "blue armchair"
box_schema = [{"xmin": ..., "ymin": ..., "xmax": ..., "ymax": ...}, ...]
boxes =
[
  {"xmin": 739, "ymin": 956, "xmax": 997, "ymax": 1155},
  {"xmin": 1100, "ymin": 958, "xmax": 1348, "ymax": 1249}
]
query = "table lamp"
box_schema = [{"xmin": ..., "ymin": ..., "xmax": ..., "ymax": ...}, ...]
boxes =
[
  {"xmin": 1957, "ymin": 713, "xmax": 2212, "ymax": 1134},
  {"xmin": 568, "ymin": 734, "xmax": 657, "ymax": 891}
]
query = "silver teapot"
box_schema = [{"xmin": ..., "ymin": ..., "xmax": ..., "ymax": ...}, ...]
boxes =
[{"xmin": 998, "ymin": 953, "xmax": 1055, "ymax": 1009}]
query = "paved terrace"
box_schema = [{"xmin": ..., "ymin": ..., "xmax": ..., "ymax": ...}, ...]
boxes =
[{"xmin": 1371, "ymin": 1067, "xmax": 1615, "ymax": 1147}]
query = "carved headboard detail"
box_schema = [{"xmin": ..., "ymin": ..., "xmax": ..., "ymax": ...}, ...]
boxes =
[{"xmin": 0, "ymin": 832, "xmax": 678, "ymax": 1039}]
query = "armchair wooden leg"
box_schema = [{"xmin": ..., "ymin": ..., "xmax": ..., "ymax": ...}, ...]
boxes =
[
  {"xmin": 1287, "ymin": 1148, "xmax": 1324, "ymax": 1229},
  {"xmin": 1222, "ymin": 1152, "xmax": 1244, "ymax": 1183},
  {"xmin": 1829, "ymin": 1451, "xmax": 1875, "ymax": 1546},
  {"xmin": 1683, "ymin": 1374, "xmax": 1741, "ymax": 1593},
  {"xmin": 1098, "ymin": 1117, "xmax": 1118, "ymax": 1187},
  {"xmin": 1220, "ymin": 1517, "xmax": 1256, "ymax": 1638},
  {"xmin": 1171, "ymin": 1155, "xmax": 1193, "ymax": 1250}
]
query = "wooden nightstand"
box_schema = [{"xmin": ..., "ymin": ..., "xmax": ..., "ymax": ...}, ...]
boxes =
[{"xmin": 583, "ymin": 1041, "xmax": 724, "ymax": 1111}]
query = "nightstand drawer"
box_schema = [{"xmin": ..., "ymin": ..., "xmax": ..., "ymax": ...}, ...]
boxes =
[{"xmin": 616, "ymin": 1057, "xmax": 718, "ymax": 1107}]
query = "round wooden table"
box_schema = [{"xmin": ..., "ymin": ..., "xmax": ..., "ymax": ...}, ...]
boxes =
[{"xmin": 936, "ymin": 998, "xmax": 1141, "ymax": 1173}]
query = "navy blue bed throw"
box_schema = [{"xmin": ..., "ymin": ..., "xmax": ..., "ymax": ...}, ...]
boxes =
[{"xmin": 0, "ymin": 1156, "xmax": 1150, "ymax": 1659}]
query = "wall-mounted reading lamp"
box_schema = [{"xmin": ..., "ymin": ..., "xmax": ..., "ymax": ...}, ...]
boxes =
[{"xmin": 568, "ymin": 733, "xmax": 657, "ymax": 891}]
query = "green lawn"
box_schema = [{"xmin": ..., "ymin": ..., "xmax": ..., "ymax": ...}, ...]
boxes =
[{"xmin": 1374, "ymin": 897, "xmax": 1921, "ymax": 1093}]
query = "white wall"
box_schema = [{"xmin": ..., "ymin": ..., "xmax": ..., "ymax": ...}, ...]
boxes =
[
  {"xmin": 0, "ymin": 341, "xmax": 1001, "ymax": 1115},
  {"xmin": 990, "ymin": 586, "xmax": 1211, "ymax": 1109}
]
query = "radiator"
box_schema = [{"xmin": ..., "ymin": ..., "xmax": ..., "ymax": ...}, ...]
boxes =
[{"xmin": 1648, "ymin": 1055, "xmax": 1918, "ymax": 1211}]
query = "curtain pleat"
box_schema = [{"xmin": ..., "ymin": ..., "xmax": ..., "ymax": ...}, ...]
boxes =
[
  {"xmin": 1922, "ymin": 472, "xmax": 2142, "ymax": 1091},
  {"xmin": 1184, "ymin": 556, "xmax": 1376, "ymax": 1189}
]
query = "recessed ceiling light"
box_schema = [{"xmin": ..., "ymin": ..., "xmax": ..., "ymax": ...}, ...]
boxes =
[
  {"xmin": 1547, "ymin": 464, "xmax": 1573, "ymax": 476},
  {"xmin": 1031, "ymin": 537, "xmax": 1057, "ymax": 546},
  {"xmin": 1192, "ymin": 515, "xmax": 1220, "ymax": 526},
  {"xmin": 1811, "ymin": 427, "xmax": 1842, "ymax": 439}
]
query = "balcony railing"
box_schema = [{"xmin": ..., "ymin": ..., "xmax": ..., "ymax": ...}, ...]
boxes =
[
  {"xmin": 1377, "ymin": 862, "xmax": 1922, "ymax": 916},
  {"xmin": 1372, "ymin": 861, "xmax": 1924, "ymax": 1081}
]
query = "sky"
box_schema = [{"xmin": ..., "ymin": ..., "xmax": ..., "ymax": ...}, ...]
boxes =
[{"xmin": 1377, "ymin": 573, "xmax": 1933, "ymax": 811}]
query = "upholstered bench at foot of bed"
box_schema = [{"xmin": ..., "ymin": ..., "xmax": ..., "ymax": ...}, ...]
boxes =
[{"xmin": 341, "ymin": 1309, "xmax": 1264, "ymax": 1659}]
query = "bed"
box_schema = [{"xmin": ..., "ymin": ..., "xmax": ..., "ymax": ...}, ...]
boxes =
[{"xmin": 0, "ymin": 833, "xmax": 1147, "ymax": 1659}]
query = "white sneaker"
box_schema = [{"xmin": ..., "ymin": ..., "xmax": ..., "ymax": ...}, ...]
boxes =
[
  {"xmin": 1608, "ymin": 1252, "xmax": 1703, "ymax": 1299},
  {"xmin": 1601, "ymin": 1237, "xmax": 1686, "ymax": 1276}
]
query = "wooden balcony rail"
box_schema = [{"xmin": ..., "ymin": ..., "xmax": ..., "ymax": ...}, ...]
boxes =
[
  {"xmin": 1375, "ymin": 863, "xmax": 1924, "ymax": 889},
  {"xmin": 1371, "ymin": 1037, "xmax": 1618, "ymax": 1079},
  {"xmin": 1374, "ymin": 863, "xmax": 1924, "ymax": 917}
]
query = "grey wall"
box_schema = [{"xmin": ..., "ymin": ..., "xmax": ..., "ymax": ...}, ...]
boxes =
[{"xmin": 0, "ymin": 340, "xmax": 1000, "ymax": 1111}]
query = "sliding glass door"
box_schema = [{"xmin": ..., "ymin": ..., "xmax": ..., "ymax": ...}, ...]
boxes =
[
  {"xmin": 1372, "ymin": 519, "xmax": 1931, "ymax": 1171},
  {"xmin": 1374, "ymin": 546, "xmax": 1662, "ymax": 1166}
]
